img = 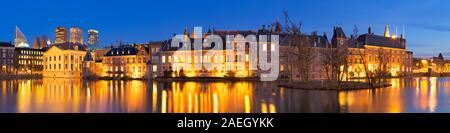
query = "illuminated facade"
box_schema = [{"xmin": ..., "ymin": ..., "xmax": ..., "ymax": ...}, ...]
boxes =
[
  {"xmin": 278, "ymin": 33, "xmax": 331, "ymax": 81},
  {"xmin": 0, "ymin": 42, "xmax": 15, "ymax": 76},
  {"xmin": 158, "ymin": 26, "xmax": 278, "ymax": 78},
  {"xmin": 14, "ymin": 47, "xmax": 45, "ymax": 75},
  {"xmin": 54, "ymin": 27, "xmax": 68, "ymax": 44},
  {"xmin": 43, "ymin": 43, "xmax": 87, "ymax": 78},
  {"xmin": 70, "ymin": 27, "xmax": 84, "ymax": 45},
  {"xmin": 101, "ymin": 45, "xmax": 149, "ymax": 79},
  {"xmin": 413, "ymin": 53, "xmax": 450, "ymax": 75},
  {"xmin": 88, "ymin": 29, "xmax": 99, "ymax": 50},
  {"xmin": 146, "ymin": 41, "xmax": 163, "ymax": 78},
  {"xmin": 337, "ymin": 26, "xmax": 413, "ymax": 79}
]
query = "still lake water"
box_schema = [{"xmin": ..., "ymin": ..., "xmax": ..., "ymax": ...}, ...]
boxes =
[{"xmin": 0, "ymin": 77, "xmax": 449, "ymax": 113}]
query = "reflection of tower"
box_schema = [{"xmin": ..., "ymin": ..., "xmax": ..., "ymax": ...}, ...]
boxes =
[
  {"xmin": 54, "ymin": 27, "xmax": 68, "ymax": 44},
  {"xmin": 70, "ymin": 27, "xmax": 84, "ymax": 45},
  {"xmin": 14, "ymin": 26, "xmax": 30, "ymax": 48},
  {"xmin": 88, "ymin": 29, "xmax": 99, "ymax": 50}
]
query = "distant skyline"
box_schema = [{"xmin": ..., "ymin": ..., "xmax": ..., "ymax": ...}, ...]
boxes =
[{"xmin": 1, "ymin": 0, "xmax": 450, "ymax": 57}]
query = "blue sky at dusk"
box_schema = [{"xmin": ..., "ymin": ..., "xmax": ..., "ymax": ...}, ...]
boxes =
[{"xmin": 1, "ymin": 0, "xmax": 450, "ymax": 57}]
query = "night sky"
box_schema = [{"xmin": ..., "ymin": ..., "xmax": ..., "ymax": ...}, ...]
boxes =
[{"xmin": 1, "ymin": 0, "xmax": 449, "ymax": 57}]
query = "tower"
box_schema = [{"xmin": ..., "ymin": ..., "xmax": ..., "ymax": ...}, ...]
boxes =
[
  {"xmin": 33, "ymin": 37, "xmax": 40, "ymax": 49},
  {"xmin": 384, "ymin": 25, "xmax": 390, "ymax": 37},
  {"xmin": 54, "ymin": 27, "xmax": 68, "ymax": 44},
  {"xmin": 88, "ymin": 29, "xmax": 99, "ymax": 50},
  {"xmin": 14, "ymin": 26, "xmax": 30, "ymax": 48},
  {"xmin": 70, "ymin": 27, "xmax": 84, "ymax": 45}
]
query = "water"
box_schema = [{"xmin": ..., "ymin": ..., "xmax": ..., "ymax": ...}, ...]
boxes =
[{"xmin": 0, "ymin": 77, "xmax": 448, "ymax": 113}]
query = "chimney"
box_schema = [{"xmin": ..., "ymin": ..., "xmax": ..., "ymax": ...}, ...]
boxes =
[{"xmin": 368, "ymin": 27, "xmax": 372, "ymax": 34}]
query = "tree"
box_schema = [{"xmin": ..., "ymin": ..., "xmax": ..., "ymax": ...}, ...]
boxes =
[{"xmin": 283, "ymin": 11, "xmax": 316, "ymax": 83}]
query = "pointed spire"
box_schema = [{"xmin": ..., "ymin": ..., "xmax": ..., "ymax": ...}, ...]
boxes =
[
  {"xmin": 384, "ymin": 24, "xmax": 390, "ymax": 37},
  {"xmin": 275, "ymin": 17, "xmax": 282, "ymax": 34},
  {"xmin": 184, "ymin": 27, "xmax": 189, "ymax": 35},
  {"xmin": 191, "ymin": 27, "xmax": 198, "ymax": 38}
]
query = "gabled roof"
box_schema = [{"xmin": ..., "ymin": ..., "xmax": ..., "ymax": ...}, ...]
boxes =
[
  {"xmin": 357, "ymin": 34, "xmax": 406, "ymax": 49},
  {"xmin": 333, "ymin": 27, "xmax": 346, "ymax": 38},
  {"xmin": 0, "ymin": 42, "xmax": 13, "ymax": 47},
  {"xmin": 51, "ymin": 43, "xmax": 87, "ymax": 51},
  {"xmin": 105, "ymin": 45, "xmax": 138, "ymax": 56},
  {"xmin": 84, "ymin": 50, "xmax": 94, "ymax": 61}
]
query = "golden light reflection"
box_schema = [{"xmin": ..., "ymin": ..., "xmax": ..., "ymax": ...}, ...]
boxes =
[{"xmin": 1, "ymin": 79, "xmax": 310, "ymax": 113}]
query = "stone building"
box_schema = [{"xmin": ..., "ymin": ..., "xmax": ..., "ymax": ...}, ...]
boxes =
[
  {"xmin": 43, "ymin": 43, "xmax": 87, "ymax": 78},
  {"xmin": 101, "ymin": 45, "xmax": 149, "ymax": 79},
  {"xmin": 0, "ymin": 42, "xmax": 15, "ymax": 76}
]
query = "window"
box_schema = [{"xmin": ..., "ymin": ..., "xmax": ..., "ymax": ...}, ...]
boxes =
[
  {"xmin": 245, "ymin": 54, "xmax": 249, "ymax": 62},
  {"xmin": 263, "ymin": 44, "xmax": 267, "ymax": 51},
  {"xmin": 153, "ymin": 65, "xmax": 157, "ymax": 72},
  {"xmin": 162, "ymin": 56, "xmax": 166, "ymax": 63},
  {"xmin": 271, "ymin": 44, "xmax": 275, "ymax": 51}
]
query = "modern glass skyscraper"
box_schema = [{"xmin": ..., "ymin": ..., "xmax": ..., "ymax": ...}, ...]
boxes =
[
  {"xmin": 54, "ymin": 27, "xmax": 68, "ymax": 44},
  {"xmin": 88, "ymin": 29, "xmax": 99, "ymax": 50},
  {"xmin": 70, "ymin": 27, "xmax": 84, "ymax": 45}
]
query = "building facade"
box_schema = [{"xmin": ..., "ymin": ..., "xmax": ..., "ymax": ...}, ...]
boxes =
[
  {"xmin": 336, "ymin": 26, "xmax": 413, "ymax": 79},
  {"xmin": 158, "ymin": 26, "xmax": 280, "ymax": 78},
  {"xmin": 88, "ymin": 29, "xmax": 99, "ymax": 50},
  {"xmin": 70, "ymin": 27, "xmax": 84, "ymax": 45},
  {"xmin": 54, "ymin": 27, "xmax": 68, "ymax": 44},
  {"xmin": 43, "ymin": 43, "xmax": 87, "ymax": 78},
  {"xmin": 100, "ymin": 45, "xmax": 149, "ymax": 79},
  {"xmin": 0, "ymin": 42, "xmax": 15, "ymax": 76},
  {"xmin": 14, "ymin": 47, "xmax": 45, "ymax": 75}
]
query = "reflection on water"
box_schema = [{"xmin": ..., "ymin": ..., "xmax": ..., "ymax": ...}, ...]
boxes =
[
  {"xmin": 2, "ymin": 77, "xmax": 450, "ymax": 113},
  {"xmin": 0, "ymin": 78, "xmax": 338, "ymax": 113},
  {"xmin": 339, "ymin": 77, "xmax": 450, "ymax": 113}
]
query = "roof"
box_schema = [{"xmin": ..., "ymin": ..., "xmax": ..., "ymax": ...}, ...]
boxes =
[
  {"xmin": 14, "ymin": 47, "xmax": 46, "ymax": 51},
  {"xmin": 84, "ymin": 50, "xmax": 94, "ymax": 61},
  {"xmin": 51, "ymin": 43, "xmax": 87, "ymax": 51},
  {"xmin": 105, "ymin": 45, "xmax": 138, "ymax": 56},
  {"xmin": 160, "ymin": 29, "xmax": 329, "ymax": 51},
  {"xmin": 357, "ymin": 34, "xmax": 406, "ymax": 49},
  {"xmin": 0, "ymin": 42, "xmax": 13, "ymax": 47},
  {"xmin": 333, "ymin": 27, "xmax": 346, "ymax": 38}
]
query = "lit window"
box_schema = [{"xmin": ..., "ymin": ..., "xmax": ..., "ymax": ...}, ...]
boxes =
[
  {"xmin": 245, "ymin": 54, "xmax": 249, "ymax": 62},
  {"xmin": 162, "ymin": 56, "xmax": 166, "ymax": 63},
  {"xmin": 153, "ymin": 65, "xmax": 157, "ymax": 72},
  {"xmin": 168, "ymin": 56, "xmax": 172, "ymax": 63}
]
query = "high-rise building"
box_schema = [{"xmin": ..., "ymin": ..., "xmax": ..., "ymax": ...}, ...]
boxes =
[
  {"xmin": 70, "ymin": 27, "xmax": 84, "ymax": 45},
  {"xmin": 54, "ymin": 27, "xmax": 68, "ymax": 44},
  {"xmin": 88, "ymin": 29, "xmax": 99, "ymax": 49},
  {"xmin": 33, "ymin": 37, "xmax": 40, "ymax": 49},
  {"xmin": 40, "ymin": 36, "xmax": 50, "ymax": 48},
  {"xmin": 14, "ymin": 26, "xmax": 30, "ymax": 48}
]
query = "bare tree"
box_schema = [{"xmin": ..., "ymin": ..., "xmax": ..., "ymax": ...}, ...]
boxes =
[
  {"xmin": 358, "ymin": 48, "xmax": 373, "ymax": 86},
  {"xmin": 283, "ymin": 11, "xmax": 316, "ymax": 83},
  {"xmin": 371, "ymin": 47, "xmax": 390, "ymax": 84},
  {"xmin": 333, "ymin": 44, "xmax": 349, "ymax": 86}
]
